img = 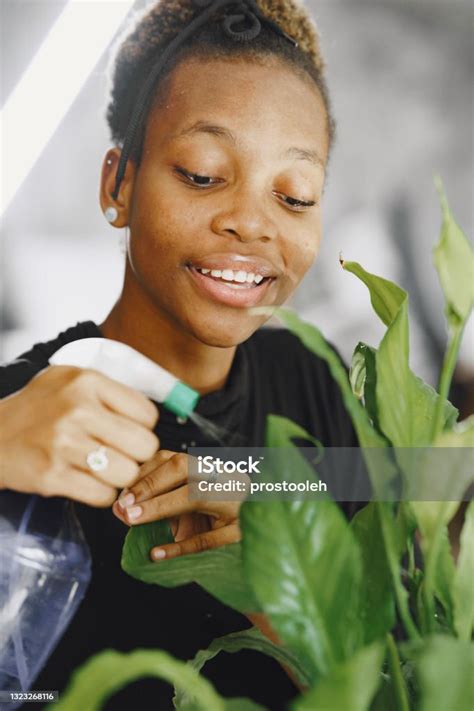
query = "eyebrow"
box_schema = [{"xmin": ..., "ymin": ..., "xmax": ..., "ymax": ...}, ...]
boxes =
[{"xmin": 174, "ymin": 120, "xmax": 325, "ymax": 168}]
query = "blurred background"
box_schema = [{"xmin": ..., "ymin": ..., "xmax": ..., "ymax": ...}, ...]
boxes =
[{"xmin": 1, "ymin": 0, "xmax": 473, "ymax": 411}]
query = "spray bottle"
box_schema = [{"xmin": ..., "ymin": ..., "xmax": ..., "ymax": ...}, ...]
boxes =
[{"xmin": 0, "ymin": 338, "xmax": 200, "ymax": 707}]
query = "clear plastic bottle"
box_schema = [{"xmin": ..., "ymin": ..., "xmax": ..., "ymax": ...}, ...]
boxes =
[{"xmin": 0, "ymin": 493, "xmax": 91, "ymax": 710}]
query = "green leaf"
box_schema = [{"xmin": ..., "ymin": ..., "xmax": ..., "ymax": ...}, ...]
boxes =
[
  {"xmin": 122, "ymin": 521, "xmax": 260, "ymax": 614},
  {"xmin": 351, "ymin": 503, "xmax": 396, "ymax": 642},
  {"xmin": 174, "ymin": 627, "xmax": 310, "ymax": 710},
  {"xmin": 253, "ymin": 306, "xmax": 387, "ymax": 449},
  {"xmin": 432, "ymin": 529, "xmax": 455, "ymax": 629},
  {"xmin": 241, "ymin": 493, "xmax": 363, "ymax": 680},
  {"xmin": 265, "ymin": 413, "xmax": 323, "ymax": 450},
  {"xmin": 342, "ymin": 261, "xmax": 406, "ymax": 327},
  {"xmin": 402, "ymin": 636, "xmax": 474, "ymax": 711},
  {"xmin": 433, "ymin": 177, "xmax": 474, "ymax": 328},
  {"xmin": 224, "ymin": 700, "xmax": 267, "ymax": 711},
  {"xmin": 350, "ymin": 342, "xmax": 379, "ymax": 429},
  {"xmin": 51, "ymin": 648, "xmax": 226, "ymax": 711},
  {"xmin": 292, "ymin": 641, "xmax": 385, "ymax": 711},
  {"xmin": 453, "ymin": 501, "xmax": 474, "ymax": 640},
  {"xmin": 350, "ymin": 344, "xmax": 367, "ymax": 399},
  {"xmin": 436, "ymin": 414, "xmax": 474, "ymax": 447},
  {"xmin": 343, "ymin": 261, "xmax": 457, "ymax": 446}
]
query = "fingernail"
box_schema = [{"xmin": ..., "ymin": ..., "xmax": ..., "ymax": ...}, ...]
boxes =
[
  {"xmin": 126, "ymin": 505, "xmax": 142, "ymax": 521},
  {"xmin": 152, "ymin": 548, "xmax": 166, "ymax": 560},
  {"xmin": 119, "ymin": 492, "xmax": 135, "ymax": 509}
]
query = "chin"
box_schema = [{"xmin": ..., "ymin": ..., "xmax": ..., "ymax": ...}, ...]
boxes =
[{"xmin": 190, "ymin": 313, "xmax": 264, "ymax": 348}]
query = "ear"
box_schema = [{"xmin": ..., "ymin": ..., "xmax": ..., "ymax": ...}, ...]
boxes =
[{"xmin": 99, "ymin": 147, "xmax": 136, "ymax": 228}]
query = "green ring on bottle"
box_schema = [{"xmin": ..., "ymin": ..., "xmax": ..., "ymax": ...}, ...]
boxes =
[{"xmin": 163, "ymin": 381, "xmax": 200, "ymax": 418}]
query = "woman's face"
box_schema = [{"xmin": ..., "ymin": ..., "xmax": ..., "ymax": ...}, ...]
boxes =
[{"xmin": 105, "ymin": 56, "xmax": 329, "ymax": 347}]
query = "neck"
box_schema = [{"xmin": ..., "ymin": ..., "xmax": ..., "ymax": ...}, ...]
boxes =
[{"xmin": 99, "ymin": 268, "xmax": 236, "ymax": 395}]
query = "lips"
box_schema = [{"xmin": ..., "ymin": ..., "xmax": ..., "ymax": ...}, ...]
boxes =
[
  {"xmin": 186, "ymin": 265, "xmax": 275, "ymax": 308},
  {"xmin": 187, "ymin": 253, "xmax": 280, "ymax": 278}
]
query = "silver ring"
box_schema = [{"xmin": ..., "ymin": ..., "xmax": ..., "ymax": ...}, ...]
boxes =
[{"xmin": 86, "ymin": 445, "xmax": 109, "ymax": 473}]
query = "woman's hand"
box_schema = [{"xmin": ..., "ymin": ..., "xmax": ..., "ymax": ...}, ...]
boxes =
[
  {"xmin": 112, "ymin": 449, "xmax": 244, "ymax": 559},
  {"xmin": 0, "ymin": 365, "xmax": 159, "ymax": 506}
]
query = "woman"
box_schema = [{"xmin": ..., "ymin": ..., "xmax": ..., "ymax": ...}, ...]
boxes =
[{"xmin": 0, "ymin": 0, "xmax": 358, "ymax": 707}]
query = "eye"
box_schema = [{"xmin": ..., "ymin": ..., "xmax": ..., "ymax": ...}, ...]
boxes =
[
  {"xmin": 274, "ymin": 191, "xmax": 317, "ymax": 211},
  {"xmin": 175, "ymin": 167, "xmax": 222, "ymax": 188}
]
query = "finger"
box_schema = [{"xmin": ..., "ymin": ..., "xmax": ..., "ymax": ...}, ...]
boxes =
[
  {"xmin": 150, "ymin": 522, "xmax": 241, "ymax": 560},
  {"xmin": 65, "ymin": 435, "xmax": 140, "ymax": 489},
  {"xmin": 136, "ymin": 449, "xmax": 177, "ymax": 479},
  {"xmin": 112, "ymin": 499, "xmax": 130, "ymax": 525},
  {"xmin": 85, "ymin": 370, "xmax": 159, "ymax": 428},
  {"xmin": 81, "ymin": 406, "xmax": 159, "ymax": 462},
  {"xmin": 45, "ymin": 466, "xmax": 117, "ymax": 508},
  {"xmin": 127, "ymin": 453, "xmax": 189, "ymax": 505},
  {"xmin": 122, "ymin": 485, "xmax": 197, "ymax": 525}
]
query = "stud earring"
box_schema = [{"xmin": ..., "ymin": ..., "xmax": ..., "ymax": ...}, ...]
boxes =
[{"xmin": 104, "ymin": 206, "xmax": 118, "ymax": 223}]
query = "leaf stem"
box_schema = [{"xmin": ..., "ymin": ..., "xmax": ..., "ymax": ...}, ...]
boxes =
[
  {"xmin": 430, "ymin": 323, "xmax": 463, "ymax": 441},
  {"xmin": 421, "ymin": 508, "xmax": 451, "ymax": 633},
  {"xmin": 386, "ymin": 633, "xmax": 410, "ymax": 711},
  {"xmin": 377, "ymin": 503, "xmax": 420, "ymax": 641}
]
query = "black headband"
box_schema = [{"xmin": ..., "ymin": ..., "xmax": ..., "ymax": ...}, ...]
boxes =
[{"xmin": 111, "ymin": 0, "xmax": 297, "ymax": 200}]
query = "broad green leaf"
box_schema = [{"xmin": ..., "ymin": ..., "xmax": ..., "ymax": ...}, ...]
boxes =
[
  {"xmin": 174, "ymin": 627, "xmax": 310, "ymax": 710},
  {"xmin": 453, "ymin": 501, "xmax": 474, "ymax": 640},
  {"xmin": 122, "ymin": 520, "xmax": 260, "ymax": 614},
  {"xmin": 265, "ymin": 413, "xmax": 324, "ymax": 450},
  {"xmin": 433, "ymin": 177, "xmax": 474, "ymax": 328},
  {"xmin": 343, "ymin": 261, "xmax": 457, "ymax": 446},
  {"xmin": 402, "ymin": 636, "xmax": 474, "ymax": 711},
  {"xmin": 241, "ymin": 492, "xmax": 363, "ymax": 679},
  {"xmin": 351, "ymin": 503, "xmax": 396, "ymax": 642},
  {"xmin": 50, "ymin": 649, "xmax": 225, "ymax": 711},
  {"xmin": 292, "ymin": 641, "xmax": 385, "ymax": 711}
]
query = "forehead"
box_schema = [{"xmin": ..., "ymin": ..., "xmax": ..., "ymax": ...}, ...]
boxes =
[{"xmin": 146, "ymin": 56, "xmax": 329, "ymax": 159}]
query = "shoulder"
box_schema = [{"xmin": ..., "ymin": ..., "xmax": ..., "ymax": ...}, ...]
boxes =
[{"xmin": 0, "ymin": 321, "xmax": 100, "ymax": 398}]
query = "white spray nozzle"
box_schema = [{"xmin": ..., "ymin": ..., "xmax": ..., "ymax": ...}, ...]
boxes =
[{"xmin": 49, "ymin": 338, "xmax": 199, "ymax": 418}]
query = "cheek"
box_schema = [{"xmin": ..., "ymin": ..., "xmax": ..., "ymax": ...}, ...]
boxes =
[
  {"xmin": 284, "ymin": 220, "xmax": 322, "ymax": 284},
  {"xmin": 128, "ymin": 179, "xmax": 201, "ymax": 263}
]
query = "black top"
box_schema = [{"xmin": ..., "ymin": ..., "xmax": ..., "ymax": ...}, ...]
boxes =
[{"xmin": 0, "ymin": 322, "xmax": 360, "ymax": 710}]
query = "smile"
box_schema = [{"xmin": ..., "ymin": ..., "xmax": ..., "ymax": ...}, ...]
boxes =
[{"xmin": 186, "ymin": 265, "xmax": 275, "ymax": 307}]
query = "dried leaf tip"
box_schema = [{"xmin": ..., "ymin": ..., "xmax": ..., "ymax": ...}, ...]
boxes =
[{"xmin": 339, "ymin": 251, "xmax": 345, "ymax": 267}]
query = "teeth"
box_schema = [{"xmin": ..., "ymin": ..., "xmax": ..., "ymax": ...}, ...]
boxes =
[{"xmin": 196, "ymin": 267, "xmax": 268, "ymax": 285}]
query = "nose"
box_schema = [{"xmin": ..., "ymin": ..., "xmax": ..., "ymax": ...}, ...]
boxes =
[{"xmin": 210, "ymin": 185, "xmax": 278, "ymax": 244}]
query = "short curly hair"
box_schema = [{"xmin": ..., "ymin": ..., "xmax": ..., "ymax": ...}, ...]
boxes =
[{"xmin": 106, "ymin": 0, "xmax": 335, "ymax": 162}]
